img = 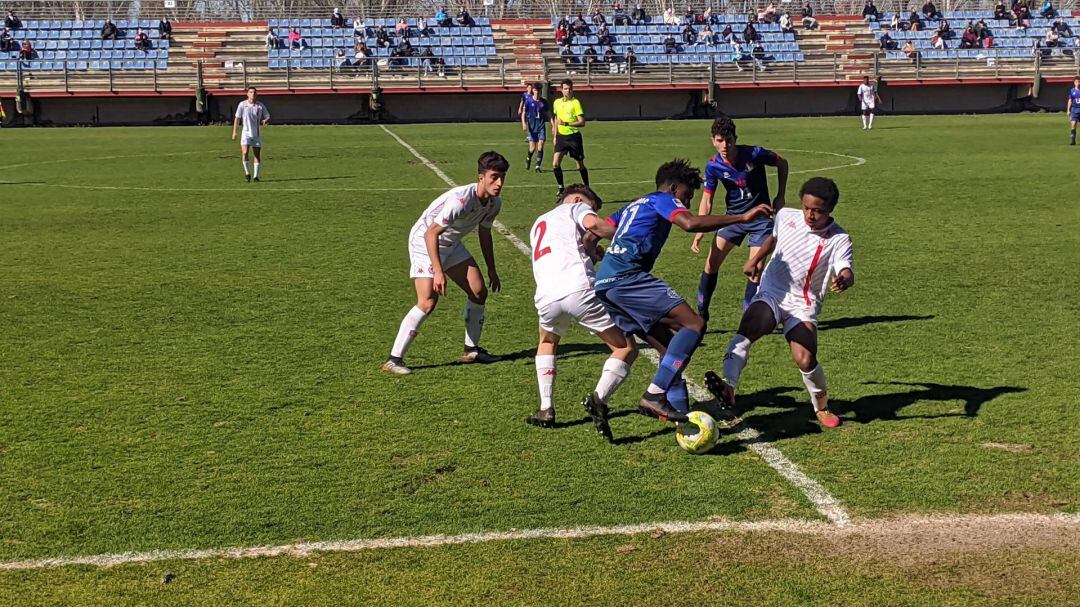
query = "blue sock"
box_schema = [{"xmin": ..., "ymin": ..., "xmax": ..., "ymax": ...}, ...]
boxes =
[
  {"xmin": 651, "ymin": 328, "xmax": 702, "ymax": 390},
  {"xmin": 742, "ymin": 280, "xmax": 759, "ymax": 312},
  {"xmin": 536, "ymin": 149, "xmax": 544, "ymax": 166},
  {"xmin": 697, "ymin": 272, "xmax": 718, "ymax": 320},
  {"xmin": 667, "ymin": 378, "xmax": 690, "ymax": 414}
]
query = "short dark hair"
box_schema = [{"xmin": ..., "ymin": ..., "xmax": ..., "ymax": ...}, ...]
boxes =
[
  {"xmin": 655, "ymin": 158, "xmax": 703, "ymax": 191},
  {"xmin": 561, "ymin": 184, "xmax": 602, "ymax": 208},
  {"xmin": 711, "ymin": 113, "xmax": 737, "ymax": 140},
  {"xmin": 799, "ymin": 177, "xmax": 840, "ymax": 208},
  {"xmin": 478, "ymin": 151, "xmax": 509, "ymax": 174},
  {"xmin": 247, "ymin": 86, "xmax": 257, "ymax": 93},
  {"xmin": 561, "ymin": 78, "xmax": 574, "ymax": 88}
]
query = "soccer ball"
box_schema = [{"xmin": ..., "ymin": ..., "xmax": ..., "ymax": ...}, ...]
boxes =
[{"xmin": 675, "ymin": 411, "xmax": 719, "ymax": 455}]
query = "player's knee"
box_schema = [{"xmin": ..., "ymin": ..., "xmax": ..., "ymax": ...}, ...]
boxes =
[
  {"xmin": 470, "ymin": 287, "xmax": 488, "ymax": 304},
  {"xmin": 793, "ymin": 350, "xmax": 818, "ymax": 372},
  {"xmin": 416, "ymin": 297, "xmax": 438, "ymax": 314},
  {"xmin": 684, "ymin": 313, "xmax": 706, "ymax": 334}
]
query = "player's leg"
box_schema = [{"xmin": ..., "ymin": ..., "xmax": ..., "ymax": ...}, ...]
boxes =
[
  {"xmin": 526, "ymin": 136, "xmax": 536, "ymax": 170},
  {"xmin": 251, "ymin": 144, "xmax": 262, "ymax": 181},
  {"xmin": 528, "ymin": 324, "xmax": 562, "ymax": 427},
  {"xmin": 642, "ymin": 302, "xmax": 705, "ymax": 419},
  {"xmin": 1071, "ymin": 118, "xmax": 1077, "ymax": 145},
  {"xmin": 696, "ymin": 235, "xmax": 737, "ymax": 323},
  {"xmin": 860, "ymin": 108, "xmax": 868, "ymax": 129},
  {"xmin": 552, "ymin": 149, "xmax": 565, "ymax": 194},
  {"xmin": 384, "ymin": 277, "xmax": 439, "ymax": 374},
  {"xmin": 711, "ymin": 300, "xmax": 778, "ymax": 406},
  {"xmin": 868, "ymin": 109, "xmax": 875, "ymax": 129},
  {"xmin": 786, "ymin": 321, "xmax": 840, "ymax": 427},
  {"xmin": 742, "ymin": 244, "xmax": 765, "ymax": 310},
  {"xmin": 240, "ymin": 143, "xmax": 251, "ymax": 181},
  {"xmin": 445, "ymin": 257, "xmax": 501, "ymax": 362},
  {"xmin": 574, "ymin": 154, "xmax": 589, "ymax": 187},
  {"xmin": 535, "ymin": 137, "xmax": 545, "ymax": 172}
]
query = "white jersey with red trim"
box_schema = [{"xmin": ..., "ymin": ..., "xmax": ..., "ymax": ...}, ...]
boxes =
[
  {"xmin": 759, "ymin": 207, "xmax": 853, "ymax": 313},
  {"xmin": 407, "ymin": 183, "xmax": 502, "ymax": 251},
  {"xmin": 530, "ymin": 201, "xmax": 598, "ymax": 306}
]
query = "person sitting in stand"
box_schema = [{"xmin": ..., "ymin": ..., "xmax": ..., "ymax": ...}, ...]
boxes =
[
  {"xmin": 700, "ymin": 23, "xmax": 716, "ymax": 44},
  {"xmin": 930, "ymin": 30, "xmax": 946, "ymax": 48},
  {"xmin": 101, "ymin": 19, "xmax": 119, "ymax": 40},
  {"xmin": 922, "ymin": 0, "xmax": 941, "ymax": 20},
  {"xmin": 908, "ymin": 10, "xmax": 923, "ymax": 31},
  {"xmin": 398, "ymin": 37, "xmax": 415, "ymax": 56},
  {"xmin": 780, "ymin": 12, "xmax": 796, "ymax": 34},
  {"xmin": 759, "ymin": 3, "xmax": 778, "ymax": 23},
  {"xmin": 158, "ymin": 17, "xmax": 173, "ymax": 40},
  {"xmin": 134, "ymin": 28, "xmax": 151, "ymax": 51},
  {"xmin": 0, "ymin": 27, "xmax": 12, "ymax": 52},
  {"xmin": 354, "ymin": 41, "xmax": 373, "ymax": 69},
  {"xmin": 802, "ymin": 2, "xmax": 818, "ymax": 29},
  {"xmin": 664, "ymin": 33, "xmax": 678, "ymax": 53},
  {"xmin": 731, "ymin": 39, "xmax": 748, "ymax": 71},
  {"xmin": 395, "ymin": 18, "xmax": 410, "ymax": 35},
  {"xmin": 624, "ymin": 45, "xmax": 637, "ymax": 70},
  {"xmin": 374, "ymin": 25, "xmax": 391, "ymax": 48},
  {"xmin": 417, "ymin": 17, "xmax": 434, "ymax": 36},
  {"xmin": 1040, "ymin": 0, "xmax": 1056, "ymax": 18},
  {"xmin": 592, "ymin": 7, "xmax": 606, "ymax": 27},
  {"xmin": 458, "ymin": 6, "xmax": 476, "ymax": 27},
  {"xmin": 572, "ymin": 14, "xmax": 590, "ymax": 35},
  {"xmin": 435, "ymin": 7, "xmax": 453, "ymax": 27},
  {"xmin": 560, "ymin": 45, "xmax": 578, "ymax": 71},
  {"xmin": 18, "ymin": 39, "xmax": 33, "ymax": 60},
  {"xmin": 288, "ymin": 28, "xmax": 305, "ymax": 49},
  {"xmin": 613, "ymin": 5, "xmax": 629, "ymax": 25},
  {"xmin": 743, "ymin": 22, "xmax": 757, "ymax": 44},
  {"xmin": 721, "ymin": 24, "xmax": 734, "ymax": 43},
  {"xmin": 583, "ymin": 44, "xmax": 599, "ymax": 65},
  {"xmin": 1045, "ymin": 27, "xmax": 1061, "ymax": 47},
  {"xmin": 632, "ymin": 4, "xmax": 647, "ymax": 24},
  {"xmin": 556, "ymin": 22, "xmax": 569, "ymax": 45},
  {"xmin": 265, "ymin": 27, "xmax": 280, "ymax": 49},
  {"xmin": 1052, "ymin": 17, "xmax": 1073, "ymax": 37},
  {"xmin": 335, "ymin": 48, "xmax": 350, "ymax": 70},
  {"xmin": 937, "ymin": 19, "xmax": 952, "ymax": 39},
  {"xmin": 604, "ymin": 44, "xmax": 617, "ymax": 62},
  {"xmin": 4, "ymin": 11, "xmax": 22, "ymax": 30},
  {"xmin": 663, "ymin": 6, "xmax": 678, "ymax": 25},
  {"xmin": 902, "ymin": 39, "xmax": 917, "ymax": 61},
  {"xmin": 752, "ymin": 41, "xmax": 767, "ymax": 69},
  {"xmin": 960, "ymin": 26, "xmax": 978, "ymax": 48},
  {"xmin": 331, "ymin": 8, "xmax": 346, "ymax": 28},
  {"xmin": 420, "ymin": 46, "xmax": 445, "ymax": 76},
  {"xmin": 704, "ymin": 7, "xmax": 718, "ymax": 24},
  {"xmin": 1013, "ymin": 2, "xmax": 1031, "ymax": 30},
  {"xmin": 597, "ymin": 23, "xmax": 613, "ymax": 46},
  {"xmin": 879, "ymin": 31, "xmax": 895, "ymax": 49},
  {"xmin": 682, "ymin": 22, "xmax": 697, "ymax": 45},
  {"xmin": 862, "ymin": 0, "xmax": 880, "ymax": 23}
]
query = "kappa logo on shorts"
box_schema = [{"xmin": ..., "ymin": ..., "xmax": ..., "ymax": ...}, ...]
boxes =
[{"xmin": 666, "ymin": 288, "xmax": 680, "ymax": 299}]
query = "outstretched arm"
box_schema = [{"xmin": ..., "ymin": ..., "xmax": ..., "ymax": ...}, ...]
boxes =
[
  {"xmin": 582, "ymin": 213, "xmax": 615, "ymax": 239},
  {"xmin": 478, "ymin": 226, "xmax": 501, "ymax": 292},
  {"xmin": 671, "ymin": 203, "xmax": 773, "ymax": 233}
]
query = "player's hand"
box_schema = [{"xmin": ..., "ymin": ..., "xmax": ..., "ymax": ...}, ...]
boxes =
[
  {"xmin": 521, "ymin": 122, "xmax": 527, "ymax": 131},
  {"xmin": 831, "ymin": 269, "xmax": 854, "ymax": 293},
  {"xmin": 743, "ymin": 259, "xmax": 762, "ymax": 282},
  {"xmin": 690, "ymin": 233, "xmax": 704, "ymax": 253},
  {"xmin": 772, "ymin": 193, "xmax": 785, "ymax": 209},
  {"xmin": 488, "ymin": 271, "xmax": 501, "ymax": 293},
  {"xmin": 433, "ymin": 271, "xmax": 447, "ymax": 296},
  {"xmin": 231, "ymin": 132, "xmax": 236, "ymax": 140},
  {"xmin": 741, "ymin": 204, "xmax": 774, "ymax": 222}
]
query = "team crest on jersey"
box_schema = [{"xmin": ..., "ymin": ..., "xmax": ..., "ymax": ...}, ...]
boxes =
[{"xmin": 746, "ymin": 162, "xmax": 755, "ymax": 171}]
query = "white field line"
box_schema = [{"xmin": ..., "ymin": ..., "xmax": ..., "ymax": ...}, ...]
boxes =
[
  {"xmin": 379, "ymin": 125, "xmax": 851, "ymax": 528},
  {"xmin": 3, "ymin": 513, "xmax": 1076, "ymax": 571}
]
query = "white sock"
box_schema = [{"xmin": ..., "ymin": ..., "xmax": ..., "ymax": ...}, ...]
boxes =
[
  {"xmin": 646, "ymin": 383, "xmax": 664, "ymax": 395},
  {"xmin": 536, "ymin": 354, "xmax": 556, "ymax": 411},
  {"xmin": 390, "ymin": 306, "xmax": 428, "ymax": 359},
  {"xmin": 594, "ymin": 358, "xmax": 631, "ymax": 404},
  {"xmin": 800, "ymin": 364, "xmax": 828, "ymax": 410},
  {"xmin": 861, "ymin": 115, "xmax": 867, "ymax": 128},
  {"xmin": 242, "ymin": 159, "xmax": 250, "ymax": 175},
  {"xmin": 723, "ymin": 334, "xmax": 752, "ymax": 389},
  {"xmin": 463, "ymin": 300, "xmax": 485, "ymax": 348},
  {"xmin": 253, "ymin": 161, "xmax": 261, "ymax": 178},
  {"xmin": 868, "ymin": 113, "xmax": 875, "ymax": 128}
]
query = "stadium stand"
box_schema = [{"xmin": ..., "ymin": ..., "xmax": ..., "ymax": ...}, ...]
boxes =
[
  {"xmin": 0, "ymin": 19, "xmax": 169, "ymax": 71},
  {"xmin": 871, "ymin": 11, "xmax": 1080, "ymax": 60}
]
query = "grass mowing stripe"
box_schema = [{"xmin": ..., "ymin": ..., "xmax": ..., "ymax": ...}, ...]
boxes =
[
  {"xmin": 379, "ymin": 125, "xmax": 852, "ymax": 527},
  {"xmin": 3, "ymin": 512, "xmax": 1074, "ymax": 571}
]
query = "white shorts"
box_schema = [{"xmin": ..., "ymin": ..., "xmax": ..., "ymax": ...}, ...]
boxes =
[
  {"xmin": 241, "ymin": 136, "xmax": 262, "ymax": 148},
  {"xmin": 536, "ymin": 289, "xmax": 615, "ymax": 336},
  {"xmin": 408, "ymin": 240, "xmax": 473, "ymax": 278},
  {"xmin": 751, "ymin": 290, "xmax": 817, "ymax": 335}
]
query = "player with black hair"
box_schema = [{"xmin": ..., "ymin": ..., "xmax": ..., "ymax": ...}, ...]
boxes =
[
  {"xmin": 691, "ymin": 114, "xmax": 788, "ymax": 323},
  {"xmin": 707, "ymin": 176, "xmax": 854, "ymax": 429},
  {"xmin": 594, "ymin": 159, "xmax": 773, "ymax": 423},
  {"xmin": 384, "ymin": 151, "xmax": 510, "ymax": 374}
]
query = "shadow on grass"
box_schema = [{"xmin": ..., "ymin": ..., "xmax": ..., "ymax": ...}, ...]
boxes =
[
  {"xmin": 411, "ymin": 342, "xmax": 610, "ymax": 371},
  {"xmin": 704, "ymin": 314, "xmax": 934, "ymax": 338}
]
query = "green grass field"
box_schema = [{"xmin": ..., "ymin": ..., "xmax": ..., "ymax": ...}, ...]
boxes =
[{"xmin": 1, "ymin": 114, "xmax": 1078, "ymax": 605}]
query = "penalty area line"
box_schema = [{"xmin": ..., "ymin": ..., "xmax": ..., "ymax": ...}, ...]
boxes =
[{"xmin": 379, "ymin": 125, "xmax": 851, "ymax": 528}]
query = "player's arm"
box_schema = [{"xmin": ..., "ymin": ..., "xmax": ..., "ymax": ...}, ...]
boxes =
[
  {"xmin": 582, "ymin": 213, "xmax": 615, "ymax": 239},
  {"xmin": 830, "ymin": 236, "xmax": 855, "ymax": 293},
  {"xmin": 477, "ymin": 226, "xmax": 500, "ymax": 292},
  {"xmin": 424, "ymin": 223, "xmax": 449, "ymax": 295},
  {"xmin": 772, "ymin": 155, "xmax": 788, "ymax": 209},
  {"xmin": 672, "ymin": 203, "xmax": 773, "ymax": 233},
  {"xmin": 567, "ymin": 110, "xmax": 585, "ymax": 128},
  {"xmin": 581, "ymin": 230, "xmax": 604, "ymax": 263},
  {"xmin": 742, "ymin": 234, "xmax": 775, "ymax": 281},
  {"xmin": 689, "ymin": 189, "xmax": 714, "ymax": 253},
  {"xmin": 261, "ymin": 107, "xmax": 270, "ymax": 125},
  {"xmin": 231, "ymin": 116, "xmax": 240, "ymax": 140}
]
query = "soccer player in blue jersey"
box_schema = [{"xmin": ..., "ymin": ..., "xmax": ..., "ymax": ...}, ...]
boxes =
[
  {"xmin": 1068, "ymin": 77, "xmax": 1080, "ymax": 146},
  {"xmin": 691, "ymin": 114, "xmax": 789, "ymax": 323},
  {"xmin": 521, "ymin": 82, "xmax": 549, "ymax": 172},
  {"xmin": 594, "ymin": 159, "xmax": 774, "ymax": 422}
]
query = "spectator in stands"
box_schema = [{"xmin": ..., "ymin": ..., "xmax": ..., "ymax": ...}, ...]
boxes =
[
  {"xmin": 902, "ymin": 39, "xmax": 917, "ymax": 61},
  {"xmin": 1052, "ymin": 17, "xmax": 1073, "ymax": 37},
  {"xmin": 759, "ymin": 4, "xmax": 778, "ymax": 24},
  {"xmin": 331, "ymin": 8, "xmax": 346, "ymax": 28},
  {"xmin": 802, "ymin": 2, "xmax": 818, "ymax": 30},
  {"xmin": 624, "ymin": 45, "xmax": 636, "ymax": 71},
  {"xmin": 0, "ymin": 28, "xmax": 11, "ymax": 53},
  {"xmin": 420, "ymin": 47, "xmax": 445, "ymax": 76},
  {"xmin": 922, "ymin": 1, "xmax": 941, "ymax": 20},
  {"xmin": 4, "ymin": 11, "xmax": 22, "ymax": 30},
  {"xmin": 682, "ymin": 22, "xmax": 697, "ymax": 45},
  {"xmin": 879, "ymin": 31, "xmax": 895, "ymax": 49},
  {"xmin": 994, "ymin": 0, "xmax": 1009, "ymax": 20},
  {"xmin": 583, "ymin": 45, "xmax": 599, "ymax": 65},
  {"xmin": 663, "ymin": 6, "xmax": 678, "ymax": 25},
  {"xmin": 862, "ymin": 0, "xmax": 880, "ymax": 23},
  {"xmin": 335, "ymin": 48, "xmax": 350, "ymax": 70},
  {"xmin": 354, "ymin": 41, "xmax": 372, "ymax": 68},
  {"xmin": 1045, "ymin": 28, "xmax": 1061, "ymax": 47},
  {"xmin": 398, "ymin": 37, "xmax": 415, "ymax": 56},
  {"xmin": 374, "ymin": 25, "xmax": 391, "ymax": 48},
  {"xmin": 930, "ymin": 30, "xmax": 946, "ymax": 48},
  {"xmin": 394, "ymin": 18, "xmax": 409, "ymax": 35},
  {"xmin": 18, "ymin": 40, "xmax": 33, "ymax": 60},
  {"xmin": 597, "ymin": 23, "xmax": 613, "ymax": 46},
  {"xmin": 720, "ymin": 24, "xmax": 734, "ymax": 43},
  {"xmin": 560, "ymin": 45, "xmax": 578, "ymax": 71},
  {"xmin": 747, "ymin": 10, "xmax": 758, "ymax": 25},
  {"xmin": 416, "ymin": 17, "xmax": 433, "ymax": 37},
  {"xmin": 101, "ymin": 19, "xmax": 119, "ymax": 40},
  {"xmin": 908, "ymin": 10, "xmax": 923, "ymax": 31},
  {"xmin": 592, "ymin": 8, "xmax": 606, "ymax": 27},
  {"xmin": 730, "ymin": 39, "xmax": 747, "ymax": 71},
  {"xmin": 557, "ymin": 15, "xmax": 570, "ymax": 31},
  {"xmin": 288, "ymin": 27, "xmax": 305, "ymax": 49},
  {"xmin": 458, "ymin": 6, "xmax": 476, "ymax": 27},
  {"xmin": 700, "ymin": 23, "xmax": 716, "ymax": 44},
  {"xmin": 556, "ymin": 22, "xmax": 569, "ymax": 45},
  {"xmin": 743, "ymin": 22, "xmax": 757, "ymax": 44},
  {"xmin": 265, "ymin": 27, "xmax": 279, "ymax": 49},
  {"xmin": 1040, "ymin": 0, "xmax": 1056, "ymax": 18},
  {"xmin": 937, "ymin": 20, "xmax": 953, "ymax": 39},
  {"xmin": 960, "ymin": 26, "xmax": 978, "ymax": 48},
  {"xmin": 613, "ymin": 5, "xmax": 629, "ymax": 26},
  {"xmin": 436, "ymin": 7, "xmax": 453, "ymax": 27},
  {"xmin": 389, "ymin": 43, "xmax": 408, "ymax": 68},
  {"xmin": 352, "ymin": 16, "xmax": 365, "ymax": 36},
  {"xmin": 704, "ymin": 7, "xmax": 719, "ymax": 25},
  {"xmin": 572, "ymin": 14, "xmax": 589, "ymax": 35},
  {"xmin": 632, "ymin": 5, "xmax": 647, "ymax": 25},
  {"xmin": 663, "ymin": 33, "xmax": 678, "ymax": 53},
  {"xmin": 1013, "ymin": 2, "xmax": 1031, "ymax": 30},
  {"xmin": 158, "ymin": 17, "xmax": 173, "ymax": 40},
  {"xmin": 604, "ymin": 44, "xmax": 617, "ymax": 62},
  {"xmin": 889, "ymin": 12, "xmax": 901, "ymax": 30},
  {"xmin": 751, "ymin": 41, "xmax": 767, "ymax": 69},
  {"xmin": 134, "ymin": 28, "xmax": 151, "ymax": 51},
  {"xmin": 780, "ymin": 13, "xmax": 796, "ymax": 35}
]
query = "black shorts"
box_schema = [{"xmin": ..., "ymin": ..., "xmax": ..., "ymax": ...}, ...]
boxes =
[{"xmin": 555, "ymin": 132, "xmax": 585, "ymax": 161}]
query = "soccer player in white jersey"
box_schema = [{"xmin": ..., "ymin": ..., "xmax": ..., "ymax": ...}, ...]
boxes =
[
  {"xmin": 528, "ymin": 184, "xmax": 636, "ymax": 441},
  {"xmin": 857, "ymin": 76, "xmax": 882, "ymax": 130},
  {"xmin": 383, "ymin": 151, "xmax": 510, "ymax": 375},
  {"xmin": 707, "ymin": 177, "xmax": 854, "ymax": 429},
  {"xmin": 231, "ymin": 87, "xmax": 270, "ymax": 182}
]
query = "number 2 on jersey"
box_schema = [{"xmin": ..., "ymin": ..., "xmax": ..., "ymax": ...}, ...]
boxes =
[{"xmin": 533, "ymin": 221, "xmax": 552, "ymax": 261}]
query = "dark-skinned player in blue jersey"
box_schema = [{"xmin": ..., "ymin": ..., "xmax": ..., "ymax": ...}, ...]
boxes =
[
  {"xmin": 690, "ymin": 114, "xmax": 789, "ymax": 324},
  {"xmin": 593, "ymin": 159, "xmax": 773, "ymax": 424}
]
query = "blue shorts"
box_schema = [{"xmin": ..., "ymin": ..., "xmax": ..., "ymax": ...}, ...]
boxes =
[
  {"xmin": 596, "ymin": 273, "xmax": 685, "ymax": 336},
  {"xmin": 525, "ymin": 121, "xmax": 547, "ymax": 142},
  {"xmin": 1071, "ymin": 109, "xmax": 1080, "ymax": 122},
  {"xmin": 717, "ymin": 218, "xmax": 774, "ymax": 248}
]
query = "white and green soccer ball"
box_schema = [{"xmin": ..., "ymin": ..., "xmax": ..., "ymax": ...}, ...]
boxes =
[{"xmin": 675, "ymin": 410, "xmax": 719, "ymax": 455}]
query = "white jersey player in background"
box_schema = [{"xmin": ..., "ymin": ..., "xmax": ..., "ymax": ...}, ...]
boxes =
[
  {"xmin": 708, "ymin": 177, "xmax": 854, "ymax": 429},
  {"xmin": 527, "ymin": 185, "xmax": 637, "ymax": 441},
  {"xmin": 231, "ymin": 86, "xmax": 270, "ymax": 182},
  {"xmin": 384, "ymin": 151, "xmax": 510, "ymax": 375},
  {"xmin": 857, "ymin": 75, "xmax": 882, "ymax": 130}
]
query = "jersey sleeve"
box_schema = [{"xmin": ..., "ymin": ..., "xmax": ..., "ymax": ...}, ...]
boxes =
[
  {"xmin": 572, "ymin": 98, "xmax": 584, "ymax": 119},
  {"xmin": 432, "ymin": 192, "xmax": 466, "ymax": 227},
  {"xmin": 652, "ymin": 194, "xmax": 690, "ymax": 223},
  {"xmin": 830, "ymin": 234, "xmax": 854, "ymax": 275},
  {"xmin": 569, "ymin": 202, "xmax": 598, "ymax": 230},
  {"xmin": 234, "ymin": 104, "xmax": 243, "ymax": 119},
  {"xmin": 605, "ymin": 206, "xmax": 624, "ymax": 227},
  {"xmin": 749, "ymin": 146, "xmax": 780, "ymax": 167},
  {"xmin": 703, "ymin": 161, "xmax": 720, "ymax": 195},
  {"xmin": 479, "ymin": 198, "xmax": 502, "ymax": 228},
  {"xmin": 260, "ymin": 103, "xmax": 270, "ymax": 121}
]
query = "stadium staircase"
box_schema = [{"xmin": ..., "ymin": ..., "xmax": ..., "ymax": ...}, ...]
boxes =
[
  {"xmin": 170, "ymin": 22, "xmax": 267, "ymax": 91},
  {"xmin": 797, "ymin": 16, "xmax": 882, "ymax": 80},
  {"xmin": 495, "ymin": 20, "xmax": 551, "ymax": 84}
]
